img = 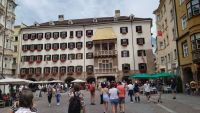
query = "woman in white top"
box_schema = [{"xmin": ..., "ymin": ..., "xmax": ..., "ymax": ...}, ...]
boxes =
[{"xmin": 109, "ymin": 83, "xmax": 119, "ymax": 113}]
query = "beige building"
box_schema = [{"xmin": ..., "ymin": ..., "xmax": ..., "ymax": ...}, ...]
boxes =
[
  {"xmin": 0, "ymin": 0, "xmax": 17, "ymax": 78},
  {"xmin": 154, "ymin": 0, "xmax": 178, "ymax": 73},
  {"xmin": 18, "ymin": 11, "xmax": 155, "ymax": 82}
]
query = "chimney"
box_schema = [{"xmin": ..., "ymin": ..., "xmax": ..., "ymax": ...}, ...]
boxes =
[
  {"xmin": 58, "ymin": 15, "xmax": 64, "ymax": 21},
  {"xmin": 115, "ymin": 10, "xmax": 120, "ymax": 17}
]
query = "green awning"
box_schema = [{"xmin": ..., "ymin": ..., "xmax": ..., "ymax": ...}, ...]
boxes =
[
  {"xmin": 152, "ymin": 72, "xmax": 176, "ymax": 78},
  {"xmin": 129, "ymin": 73, "xmax": 156, "ymax": 79}
]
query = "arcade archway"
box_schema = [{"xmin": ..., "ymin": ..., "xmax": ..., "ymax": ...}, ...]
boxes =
[
  {"xmin": 65, "ymin": 77, "xmax": 75, "ymax": 83},
  {"xmin": 86, "ymin": 76, "xmax": 96, "ymax": 83}
]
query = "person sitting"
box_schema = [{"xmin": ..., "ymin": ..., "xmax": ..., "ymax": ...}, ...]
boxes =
[{"xmin": 10, "ymin": 88, "xmax": 37, "ymax": 113}]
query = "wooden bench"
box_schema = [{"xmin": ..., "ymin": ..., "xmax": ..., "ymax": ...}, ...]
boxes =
[{"xmin": 0, "ymin": 100, "xmax": 5, "ymax": 108}]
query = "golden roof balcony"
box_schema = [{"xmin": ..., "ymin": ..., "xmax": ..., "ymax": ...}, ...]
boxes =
[
  {"xmin": 95, "ymin": 67, "xmax": 117, "ymax": 74},
  {"xmin": 94, "ymin": 50, "xmax": 117, "ymax": 57}
]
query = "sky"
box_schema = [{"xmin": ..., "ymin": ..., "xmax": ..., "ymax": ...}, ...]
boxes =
[{"xmin": 15, "ymin": 0, "xmax": 159, "ymax": 37}]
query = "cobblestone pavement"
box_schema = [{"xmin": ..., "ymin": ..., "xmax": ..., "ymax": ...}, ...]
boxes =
[{"xmin": 0, "ymin": 90, "xmax": 200, "ymax": 113}]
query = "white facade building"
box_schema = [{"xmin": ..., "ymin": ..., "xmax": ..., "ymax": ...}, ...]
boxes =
[
  {"xmin": 0, "ymin": 0, "xmax": 16, "ymax": 78},
  {"xmin": 19, "ymin": 11, "xmax": 154, "ymax": 82}
]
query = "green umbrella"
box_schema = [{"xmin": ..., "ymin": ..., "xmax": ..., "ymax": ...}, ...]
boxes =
[
  {"xmin": 153, "ymin": 72, "xmax": 176, "ymax": 78},
  {"xmin": 129, "ymin": 73, "xmax": 156, "ymax": 79}
]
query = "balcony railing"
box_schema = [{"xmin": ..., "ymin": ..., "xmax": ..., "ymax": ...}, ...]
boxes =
[
  {"xmin": 94, "ymin": 50, "xmax": 117, "ymax": 57},
  {"xmin": 192, "ymin": 50, "xmax": 200, "ymax": 63},
  {"xmin": 95, "ymin": 68, "xmax": 117, "ymax": 74}
]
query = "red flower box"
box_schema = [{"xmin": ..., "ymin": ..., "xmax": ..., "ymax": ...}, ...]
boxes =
[
  {"xmin": 29, "ymin": 61, "xmax": 34, "ymax": 64},
  {"xmin": 36, "ymin": 60, "xmax": 42, "ymax": 64}
]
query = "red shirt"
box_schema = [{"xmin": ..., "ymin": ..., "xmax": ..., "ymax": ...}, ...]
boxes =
[{"xmin": 117, "ymin": 85, "xmax": 125, "ymax": 97}]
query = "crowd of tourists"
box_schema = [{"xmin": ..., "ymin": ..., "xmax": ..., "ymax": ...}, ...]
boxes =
[{"xmin": 0, "ymin": 78, "xmax": 179, "ymax": 113}]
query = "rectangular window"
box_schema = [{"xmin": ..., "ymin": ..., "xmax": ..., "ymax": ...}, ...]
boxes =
[
  {"xmin": 76, "ymin": 31, "xmax": 83, "ymax": 38},
  {"xmin": 76, "ymin": 53, "xmax": 83, "ymax": 59},
  {"xmin": 60, "ymin": 43, "xmax": 67, "ymax": 50},
  {"xmin": 45, "ymin": 32, "xmax": 51, "ymax": 39},
  {"xmin": 138, "ymin": 63, "xmax": 147, "ymax": 73},
  {"xmin": 179, "ymin": 0, "xmax": 185, "ymax": 5},
  {"xmin": 45, "ymin": 43, "xmax": 51, "ymax": 50},
  {"xmin": 68, "ymin": 42, "xmax": 75, "ymax": 50},
  {"xmin": 37, "ymin": 33, "xmax": 43, "ymax": 40},
  {"xmin": 181, "ymin": 15, "xmax": 187, "ymax": 30},
  {"xmin": 121, "ymin": 39, "xmax": 129, "ymax": 46},
  {"xmin": 137, "ymin": 38, "xmax": 145, "ymax": 45},
  {"xmin": 68, "ymin": 66, "xmax": 74, "ymax": 74},
  {"xmin": 136, "ymin": 26, "xmax": 142, "ymax": 33},
  {"xmin": 86, "ymin": 52, "xmax": 93, "ymax": 59},
  {"xmin": 76, "ymin": 42, "xmax": 83, "ymax": 49},
  {"xmin": 182, "ymin": 41, "xmax": 189, "ymax": 57},
  {"xmin": 86, "ymin": 65, "xmax": 94, "ymax": 74},
  {"xmin": 35, "ymin": 67, "xmax": 42, "ymax": 75},
  {"xmin": 51, "ymin": 67, "xmax": 58, "ymax": 74},
  {"xmin": 68, "ymin": 54, "xmax": 75, "ymax": 60},
  {"xmin": 76, "ymin": 66, "xmax": 83, "ymax": 73},
  {"xmin": 161, "ymin": 57, "xmax": 164, "ymax": 65},
  {"xmin": 60, "ymin": 66, "xmax": 66, "ymax": 74},
  {"xmin": 44, "ymin": 55, "xmax": 51, "ymax": 61},
  {"xmin": 122, "ymin": 64, "xmax": 130, "ymax": 72},
  {"xmin": 121, "ymin": 50, "xmax": 129, "ymax": 57},
  {"xmin": 60, "ymin": 54, "xmax": 67, "ymax": 62},
  {"xmin": 44, "ymin": 67, "xmax": 50, "ymax": 74},
  {"xmin": 86, "ymin": 41, "xmax": 93, "ymax": 49},
  {"xmin": 160, "ymin": 41, "xmax": 164, "ymax": 49},
  {"xmin": 52, "ymin": 43, "xmax": 59, "ymax": 50},
  {"xmin": 86, "ymin": 30, "xmax": 93, "ymax": 37},
  {"xmin": 191, "ymin": 33, "xmax": 200, "ymax": 50},
  {"xmin": 70, "ymin": 31, "xmax": 73, "ymax": 38},
  {"xmin": 168, "ymin": 53, "xmax": 171, "ymax": 63},
  {"xmin": 120, "ymin": 27, "xmax": 128, "ymax": 34},
  {"xmin": 30, "ymin": 33, "xmax": 36, "ymax": 40},
  {"xmin": 52, "ymin": 54, "xmax": 59, "ymax": 62},
  {"xmin": 60, "ymin": 32, "xmax": 67, "ymax": 39},
  {"xmin": 14, "ymin": 46, "xmax": 17, "ymax": 52},
  {"xmin": 15, "ymin": 36, "xmax": 18, "ymax": 41},
  {"xmin": 53, "ymin": 32, "xmax": 59, "ymax": 39},
  {"xmin": 174, "ymin": 49, "xmax": 177, "ymax": 60},
  {"xmin": 137, "ymin": 50, "xmax": 146, "ymax": 56}
]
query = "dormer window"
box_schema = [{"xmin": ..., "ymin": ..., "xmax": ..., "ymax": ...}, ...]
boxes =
[
  {"xmin": 45, "ymin": 32, "xmax": 51, "ymax": 40},
  {"xmin": 53, "ymin": 32, "xmax": 59, "ymax": 39},
  {"xmin": 86, "ymin": 30, "xmax": 93, "ymax": 37},
  {"xmin": 136, "ymin": 26, "xmax": 142, "ymax": 33},
  {"xmin": 60, "ymin": 32, "xmax": 67, "ymax": 39},
  {"xmin": 120, "ymin": 27, "xmax": 128, "ymax": 34},
  {"xmin": 76, "ymin": 31, "xmax": 83, "ymax": 38}
]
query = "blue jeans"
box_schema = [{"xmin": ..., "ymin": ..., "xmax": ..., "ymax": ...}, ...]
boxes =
[{"xmin": 56, "ymin": 93, "xmax": 61, "ymax": 103}]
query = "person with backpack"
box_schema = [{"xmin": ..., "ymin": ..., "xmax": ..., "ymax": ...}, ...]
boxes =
[
  {"xmin": 68, "ymin": 84, "xmax": 85, "ymax": 113},
  {"xmin": 89, "ymin": 82, "xmax": 96, "ymax": 105},
  {"xmin": 156, "ymin": 79, "xmax": 163, "ymax": 103}
]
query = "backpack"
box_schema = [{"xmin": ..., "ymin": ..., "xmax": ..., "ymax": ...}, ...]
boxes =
[{"xmin": 68, "ymin": 92, "xmax": 81, "ymax": 113}]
